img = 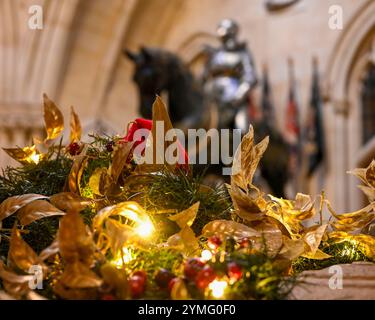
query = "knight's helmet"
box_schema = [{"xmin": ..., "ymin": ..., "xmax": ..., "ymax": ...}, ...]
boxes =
[{"xmin": 216, "ymin": 19, "xmax": 239, "ymax": 41}]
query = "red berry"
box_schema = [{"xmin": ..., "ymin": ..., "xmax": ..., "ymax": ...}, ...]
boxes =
[
  {"xmin": 208, "ymin": 236, "xmax": 222, "ymax": 250},
  {"xmin": 155, "ymin": 268, "xmax": 174, "ymax": 289},
  {"xmin": 129, "ymin": 275, "xmax": 146, "ymax": 298},
  {"xmin": 195, "ymin": 265, "xmax": 216, "ymax": 290},
  {"xmin": 184, "ymin": 258, "xmax": 205, "ymax": 281},
  {"xmin": 132, "ymin": 270, "xmax": 147, "ymax": 285},
  {"xmin": 227, "ymin": 262, "xmax": 242, "ymax": 281},
  {"xmin": 168, "ymin": 277, "xmax": 179, "ymax": 292},
  {"xmin": 67, "ymin": 142, "xmax": 81, "ymax": 156},
  {"xmin": 106, "ymin": 141, "xmax": 114, "ymax": 152}
]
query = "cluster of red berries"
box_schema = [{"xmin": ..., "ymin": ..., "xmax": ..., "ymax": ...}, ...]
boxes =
[{"xmin": 67, "ymin": 142, "xmax": 81, "ymax": 156}]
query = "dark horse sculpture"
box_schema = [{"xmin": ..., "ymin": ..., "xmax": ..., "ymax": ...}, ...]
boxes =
[{"xmin": 125, "ymin": 47, "xmax": 289, "ymax": 197}]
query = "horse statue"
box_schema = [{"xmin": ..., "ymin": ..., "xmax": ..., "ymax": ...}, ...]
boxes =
[{"xmin": 124, "ymin": 47, "xmax": 289, "ymax": 197}]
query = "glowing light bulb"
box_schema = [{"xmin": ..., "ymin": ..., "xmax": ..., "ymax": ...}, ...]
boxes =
[
  {"xmin": 112, "ymin": 247, "xmax": 134, "ymax": 268},
  {"xmin": 201, "ymin": 250, "xmax": 213, "ymax": 262},
  {"xmin": 135, "ymin": 219, "xmax": 154, "ymax": 238},
  {"xmin": 29, "ymin": 153, "xmax": 41, "ymax": 164},
  {"xmin": 208, "ymin": 279, "xmax": 227, "ymax": 298}
]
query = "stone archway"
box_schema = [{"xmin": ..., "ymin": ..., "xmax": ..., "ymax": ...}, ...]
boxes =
[{"xmin": 325, "ymin": 0, "xmax": 375, "ymax": 211}]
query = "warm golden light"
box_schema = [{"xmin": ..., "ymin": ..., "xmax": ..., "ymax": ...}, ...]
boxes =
[
  {"xmin": 135, "ymin": 218, "xmax": 154, "ymax": 238},
  {"xmin": 209, "ymin": 279, "xmax": 227, "ymax": 298},
  {"xmin": 112, "ymin": 247, "xmax": 134, "ymax": 268},
  {"xmin": 29, "ymin": 152, "xmax": 42, "ymax": 164},
  {"xmin": 116, "ymin": 202, "xmax": 155, "ymax": 238},
  {"xmin": 201, "ymin": 249, "xmax": 213, "ymax": 261}
]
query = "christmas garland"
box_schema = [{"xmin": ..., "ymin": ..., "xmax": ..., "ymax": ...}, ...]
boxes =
[{"xmin": 0, "ymin": 95, "xmax": 374, "ymax": 300}]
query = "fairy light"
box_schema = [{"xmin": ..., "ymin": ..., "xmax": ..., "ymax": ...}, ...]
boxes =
[
  {"xmin": 135, "ymin": 218, "xmax": 154, "ymax": 238},
  {"xmin": 200, "ymin": 249, "xmax": 213, "ymax": 262},
  {"xmin": 112, "ymin": 247, "xmax": 134, "ymax": 268},
  {"xmin": 29, "ymin": 153, "xmax": 41, "ymax": 164},
  {"xmin": 208, "ymin": 279, "xmax": 228, "ymax": 298},
  {"xmin": 117, "ymin": 202, "xmax": 155, "ymax": 238}
]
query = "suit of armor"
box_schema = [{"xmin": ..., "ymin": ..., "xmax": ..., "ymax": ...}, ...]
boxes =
[{"xmin": 203, "ymin": 19, "xmax": 258, "ymax": 130}]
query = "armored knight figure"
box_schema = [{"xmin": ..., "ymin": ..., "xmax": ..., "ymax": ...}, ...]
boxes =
[{"xmin": 202, "ymin": 19, "xmax": 258, "ymax": 130}]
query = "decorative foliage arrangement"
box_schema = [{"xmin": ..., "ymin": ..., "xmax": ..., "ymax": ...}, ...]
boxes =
[{"xmin": 0, "ymin": 95, "xmax": 374, "ymax": 300}]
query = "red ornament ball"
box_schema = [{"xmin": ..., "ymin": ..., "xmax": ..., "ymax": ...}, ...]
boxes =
[
  {"xmin": 155, "ymin": 268, "xmax": 175, "ymax": 289},
  {"xmin": 67, "ymin": 142, "xmax": 81, "ymax": 156},
  {"xmin": 195, "ymin": 265, "xmax": 216, "ymax": 290},
  {"xmin": 208, "ymin": 235, "xmax": 222, "ymax": 250},
  {"xmin": 227, "ymin": 262, "xmax": 242, "ymax": 281},
  {"xmin": 184, "ymin": 258, "xmax": 205, "ymax": 281},
  {"xmin": 106, "ymin": 141, "xmax": 114, "ymax": 152}
]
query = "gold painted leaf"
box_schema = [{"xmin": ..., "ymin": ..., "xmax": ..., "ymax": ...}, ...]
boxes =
[
  {"xmin": 70, "ymin": 106, "xmax": 81, "ymax": 143},
  {"xmin": 326, "ymin": 201, "xmax": 375, "ymax": 232},
  {"xmin": 228, "ymin": 184, "xmax": 264, "ymax": 222},
  {"xmin": 43, "ymin": 93, "xmax": 64, "ymax": 141},
  {"xmin": 58, "ymin": 211, "xmax": 95, "ymax": 266},
  {"xmin": 59, "ymin": 261, "xmax": 102, "ymax": 288},
  {"xmin": 302, "ymin": 248, "xmax": 331, "ymax": 260},
  {"xmin": 0, "ymin": 194, "xmax": 48, "ymax": 222},
  {"xmin": 166, "ymin": 226, "xmax": 199, "ymax": 257},
  {"xmin": 365, "ymin": 160, "xmax": 375, "ymax": 188},
  {"xmin": 88, "ymin": 167, "xmax": 108, "ymax": 196},
  {"xmin": 17, "ymin": 200, "xmax": 65, "ymax": 226},
  {"xmin": 303, "ymin": 224, "xmax": 328, "ymax": 255},
  {"xmin": 104, "ymin": 219, "xmax": 135, "ymax": 255},
  {"xmin": 278, "ymin": 237, "xmax": 305, "ymax": 260},
  {"xmin": 0, "ymin": 261, "xmax": 34, "ymax": 284},
  {"xmin": 231, "ymin": 125, "xmax": 269, "ymax": 191},
  {"xmin": 100, "ymin": 263, "xmax": 129, "ymax": 299},
  {"xmin": 2, "ymin": 145, "xmax": 44, "ymax": 165},
  {"xmin": 329, "ymin": 231, "xmax": 375, "ymax": 260},
  {"xmin": 137, "ymin": 96, "xmax": 176, "ymax": 172},
  {"xmin": 110, "ymin": 142, "xmax": 133, "ymax": 183},
  {"xmin": 39, "ymin": 239, "xmax": 59, "ymax": 261},
  {"xmin": 168, "ymin": 202, "xmax": 199, "ymax": 228},
  {"xmin": 50, "ymin": 192, "xmax": 92, "ymax": 212},
  {"xmin": 68, "ymin": 155, "xmax": 88, "ymax": 194},
  {"xmin": 8, "ymin": 227, "xmax": 45, "ymax": 273},
  {"xmin": 202, "ymin": 219, "xmax": 259, "ymax": 240},
  {"xmin": 0, "ymin": 261, "xmax": 32, "ymax": 298}
]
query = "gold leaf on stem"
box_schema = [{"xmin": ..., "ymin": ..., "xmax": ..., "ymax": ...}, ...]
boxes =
[
  {"xmin": 39, "ymin": 239, "xmax": 59, "ymax": 261},
  {"xmin": 2, "ymin": 145, "xmax": 44, "ymax": 165},
  {"xmin": 137, "ymin": 96, "xmax": 177, "ymax": 172},
  {"xmin": 303, "ymin": 224, "xmax": 328, "ymax": 255},
  {"xmin": 202, "ymin": 220, "xmax": 259, "ymax": 240},
  {"xmin": 58, "ymin": 211, "xmax": 95, "ymax": 266},
  {"xmin": 110, "ymin": 142, "xmax": 133, "ymax": 183},
  {"xmin": 231, "ymin": 125, "xmax": 269, "ymax": 191},
  {"xmin": 0, "ymin": 194, "xmax": 48, "ymax": 222},
  {"xmin": 100, "ymin": 263, "xmax": 129, "ymax": 299},
  {"xmin": 70, "ymin": 106, "xmax": 81, "ymax": 143},
  {"xmin": 17, "ymin": 200, "xmax": 65, "ymax": 226},
  {"xmin": 168, "ymin": 202, "xmax": 199, "ymax": 228},
  {"xmin": 43, "ymin": 93, "xmax": 64, "ymax": 142},
  {"xmin": 50, "ymin": 192, "xmax": 92, "ymax": 212},
  {"xmin": 68, "ymin": 155, "xmax": 88, "ymax": 195},
  {"xmin": 8, "ymin": 226, "xmax": 45, "ymax": 273},
  {"xmin": 59, "ymin": 262, "xmax": 102, "ymax": 288}
]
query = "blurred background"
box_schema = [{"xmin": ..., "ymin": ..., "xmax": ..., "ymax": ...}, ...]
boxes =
[{"xmin": 0, "ymin": 0, "xmax": 374, "ymax": 213}]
